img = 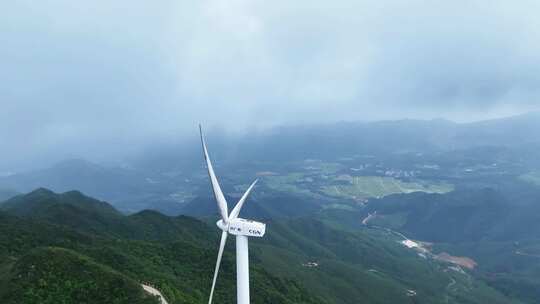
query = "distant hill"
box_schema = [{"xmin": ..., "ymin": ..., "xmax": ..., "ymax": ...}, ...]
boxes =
[
  {"xmin": 363, "ymin": 186, "xmax": 540, "ymax": 243},
  {"xmin": 457, "ymin": 112, "xmax": 540, "ymax": 148},
  {"xmin": 0, "ymin": 188, "xmax": 128, "ymax": 237},
  {"xmin": 0, "ymin": 159, "xmax": 140, "ymax": 195},
  {"xmin": 181, "ymin": 193, "xmax": 322, "ymax": 221},
  {"xmin": 0, "ymin": 159, "xmax": 189, "ymax": 214},
  {"xmin": 2, "ymin": 188, "xmax": 120, "ymax": 217},
  {"xmin": 239, "ymin": 112, "xmax": 540, "ymax": 161},
  {"xmin": 0, "ymin": 188, "xmax": 18, "ymax": 202},
  {"xmin": 142, "ymin": 112, "xmax": 540, "ymax": 164}
]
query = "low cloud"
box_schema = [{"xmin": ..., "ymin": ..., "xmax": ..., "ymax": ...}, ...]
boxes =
[{"xmin": 1, "ymin": 0, "xmax": 539, "ymax": 170}]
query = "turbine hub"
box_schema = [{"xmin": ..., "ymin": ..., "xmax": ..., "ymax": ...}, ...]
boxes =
[{"xmin": 216, "ymin": 219, "xmax": 228, "ymax": 231}]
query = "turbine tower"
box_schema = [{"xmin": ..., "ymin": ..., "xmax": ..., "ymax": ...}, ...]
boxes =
[{"xmin": 199, "ymin": 126, "xmax": 266, "ymax": 304}]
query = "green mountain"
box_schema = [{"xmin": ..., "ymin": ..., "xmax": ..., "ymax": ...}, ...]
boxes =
[
  {"xmin": 0, "ymin": 188, "xmax": 127, "ymax": 236},
  {"xmin": 0, "ymin": 247, "xmax": 159, "ymax": 304},
  {"xmin": 2, "ymin": 188, "xmax": 120, "ymax": 217},
  {"xmin": 0, "ymin": 190, "xmax": 325, "ymax": 304},
  {"xmin": 356, "ymin": 186, "xmax": 540, "ymax": 304},
  {"xmin": 255, "ymin": 218, "xmax": 519, "ymax": 304},
  {"xmin": 0, "ymin": 189, "xmax": 524, "ymax": 304},
  {"xmin": 362, "ymin": 187, "xmax": 540, "ymax": 242}
]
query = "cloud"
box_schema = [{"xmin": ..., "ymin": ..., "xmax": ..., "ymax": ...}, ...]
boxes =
[{"xmin": 1, "ymin": 0, "xmax": 540, "ymax": 169}]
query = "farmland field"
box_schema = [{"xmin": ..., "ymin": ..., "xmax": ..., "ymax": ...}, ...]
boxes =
[{"xmin": 262, "ymin": 169, "xmax": 453, "ymax": 202}]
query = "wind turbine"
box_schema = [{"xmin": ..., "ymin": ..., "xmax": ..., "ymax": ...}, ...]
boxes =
[{"xmin": 199, "ymin": 126, "xmax": 266, "ymax": 304}]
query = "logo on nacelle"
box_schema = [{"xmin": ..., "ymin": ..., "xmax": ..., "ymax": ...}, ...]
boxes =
[{"xmin": 248, "ymin": 229, "xmax": 262, "ymax": 235}]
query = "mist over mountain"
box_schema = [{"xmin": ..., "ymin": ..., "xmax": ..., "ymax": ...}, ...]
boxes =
[
  {"xmin": 132, "ymin": 112, "xmax": 540, "ymax": 168},
  {"xmin": 3, "ymin": 1, "xmax": 540, "ymax": 302},
  {"xmin": 1, "ymin": 112, "xmax": 538, "ymax": 214}
]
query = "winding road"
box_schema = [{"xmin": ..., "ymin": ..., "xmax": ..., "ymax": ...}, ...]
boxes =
[{"xmin": 142, "ymin": 284, "xmax": 168, "ymax": 304}]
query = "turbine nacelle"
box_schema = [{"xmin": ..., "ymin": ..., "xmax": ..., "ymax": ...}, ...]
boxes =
[
  {"xmin": 216, "ymin": 218, "xmax": 266, "ymax": 237},
  {"xmin": 228, "ymin": 218, "xmax": 266, "ymax": 237}
]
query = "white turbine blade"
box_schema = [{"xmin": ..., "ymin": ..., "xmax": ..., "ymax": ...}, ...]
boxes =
[
  {"xmin": 229, "ymin": 179, "xmax": 258, "ymax": 220},
  {"xmin": 208, "ymin": 231, "xmax": 228, "ymax": 304},
  {"xmin": 200, "ymin": 125, "xmax": 229, "ymax": 222}
]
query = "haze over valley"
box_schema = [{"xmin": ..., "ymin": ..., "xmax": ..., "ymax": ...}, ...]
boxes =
[{"xmin": 2, "ymin": 112, "xmax": 540, "ymax": 303}]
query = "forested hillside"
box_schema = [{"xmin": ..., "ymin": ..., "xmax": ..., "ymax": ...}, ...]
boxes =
[
  {"xmin": 0, "ymin": 189, "xmax": 522, "ymax": 304},
  {"xmin": 0, "ymin": 190, "xmax": 323, "ymax": 304}
]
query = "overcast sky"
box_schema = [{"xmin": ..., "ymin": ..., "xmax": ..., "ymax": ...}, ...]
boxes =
[{"xmin": 1, "ymin": 0, "xmax": 540, "ymax": 171}]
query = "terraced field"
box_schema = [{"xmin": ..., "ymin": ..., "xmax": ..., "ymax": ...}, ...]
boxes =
[
  {"xmin": 520, "ymin": 171, "xmax": 540, "ymax": 186},
  {"xmin": 263, "ymin": 170, "xmax": 453, "ymax": 202},
  {"xmin": 322, "ymin": 176, "xmax": 454, "ymax": 199},
  {"xmin": 263, "ymin": 173, "xmax": 316, "ymax": 196}
]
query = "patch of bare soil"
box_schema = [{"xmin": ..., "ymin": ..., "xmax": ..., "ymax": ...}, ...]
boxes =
[
  {"xmin": 256, "ymin": 171, "xmax": 278, "ymax": 176},
  {"xmin": 435, "ymin": 252, "xmax": 477, "ymax": 269}
]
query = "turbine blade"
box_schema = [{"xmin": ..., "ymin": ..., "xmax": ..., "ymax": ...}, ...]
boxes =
[
  {"xmin": 229, "ymin": 179, "xmax": 258, "ymax": 220},
  {"xmin": 200, "ymin": 125, "xmax": 229, "ymax": 222},
  {"xmin": 208, "ymin": 231, "xmax": 228, "ymax": 304}
]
